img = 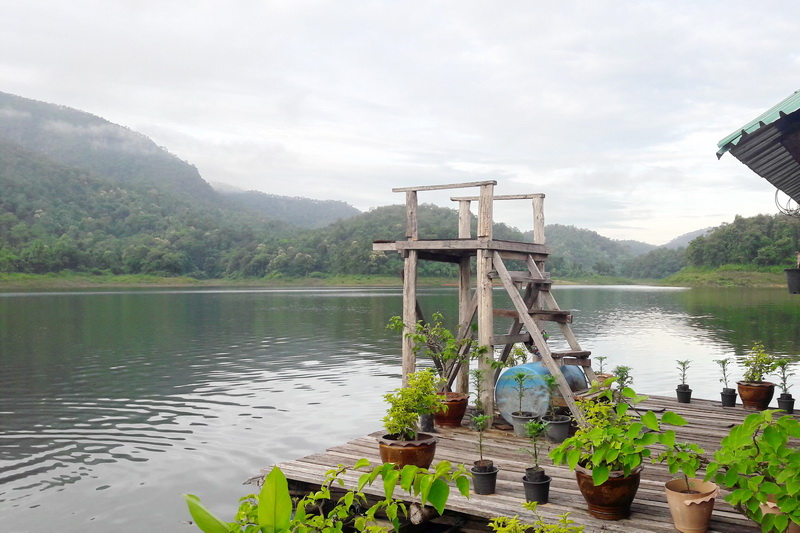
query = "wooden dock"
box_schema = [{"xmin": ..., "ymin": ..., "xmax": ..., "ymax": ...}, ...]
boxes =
[{"xmin": 268, "ymin": 395, "xmax": 796, "ymax": 532}]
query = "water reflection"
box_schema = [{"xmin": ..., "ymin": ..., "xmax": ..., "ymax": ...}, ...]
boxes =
[{"xmin": 0, "ymin": 286, "xmax": 797, "ymax": 532}]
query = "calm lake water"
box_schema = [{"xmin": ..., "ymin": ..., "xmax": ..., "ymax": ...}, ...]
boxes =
[{"xmin": 1, "ymin": 285, "xmax": 798, "ymax": 532}]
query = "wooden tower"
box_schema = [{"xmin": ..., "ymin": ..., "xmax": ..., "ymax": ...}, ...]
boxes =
[{"xmin": 373, "ymin": 181, "xmax": 596, "ymax": 423}]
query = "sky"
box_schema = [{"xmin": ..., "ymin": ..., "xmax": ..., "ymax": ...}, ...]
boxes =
[{"xmin": 2, "ymin": 1, "xmax": 800, "ymax": 245}]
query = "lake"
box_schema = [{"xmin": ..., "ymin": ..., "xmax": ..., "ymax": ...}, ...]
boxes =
[{"xmin": 0, "ymin": 285, "xmax": 798, "ymax": 532}]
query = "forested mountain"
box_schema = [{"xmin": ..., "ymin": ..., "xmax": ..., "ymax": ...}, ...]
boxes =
[
  {"xmin": 0, "ymin": 90, "xmax": 737, "ymax": 281},
  {"xmin": 686, "ymin": 214, "xmax": 800, "ymax": 267},
  {"xmin": 215, "ymin": 187, "xmax": 360, "ymax": 229}
]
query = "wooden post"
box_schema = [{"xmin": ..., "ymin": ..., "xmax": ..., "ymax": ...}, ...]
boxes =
[
  {"xmin": 532, "ymin": 195, "xmax": 545, "ymax": 245},
  {"xmin": 402, "ymin": 250, "xmax": 417, "ymax": 387},
  {"xmin": 476, "ymin": 182, "xmax": 494, "ymax": 420},
  {"xmin": 457, "ymin": 200, "xmax": 472, "ymax": 239},
  {"xmin": 406, "ymin": 191, "xmax": 418, "ymax": 239}
]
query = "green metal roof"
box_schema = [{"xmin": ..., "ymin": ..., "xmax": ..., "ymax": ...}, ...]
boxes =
[
  {"xmin": 716, "ymin": 90, "xmax": 800, "ymax": 203},
  {"xmin": 717, "ymin": 90, "xmax": 800, "ymax": 157}
]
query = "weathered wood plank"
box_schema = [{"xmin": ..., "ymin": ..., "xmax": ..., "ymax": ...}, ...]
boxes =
[
  {"xmin": 392, "ymin": 180, "xmax": 497, "ymax": 193},
  {"xmin": 270, "ymin": 395, "xmax": 764, "ymax": 533}
]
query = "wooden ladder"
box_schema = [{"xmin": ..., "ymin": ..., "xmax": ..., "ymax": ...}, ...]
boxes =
[{"xmin": 491, "ymin": 252, "xmax": 596, "ymax": 424}]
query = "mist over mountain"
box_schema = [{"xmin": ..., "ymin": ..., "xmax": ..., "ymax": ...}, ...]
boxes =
[{"xmin": 0, "ymin": 90, "xmax": 714, "ymax": 279}]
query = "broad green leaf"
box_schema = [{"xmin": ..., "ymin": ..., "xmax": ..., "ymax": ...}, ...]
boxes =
[
  {"xmin": 661, "ymin": 411, "xmax": 687, "ymax": 426},
  {"xmin": 658, "ymin": 430, "xmax": 676, "ymax": 447},
  {"xmin": 425, "ymin": 478, "xmax": 450, "ymax": 515},
  {"xmin": 182, "ymin": 494, "xmax": 232, "ymax": 533},
  {"xmin": 763, "ymin": 425, "xmax": 783, "ymax": 450},
  {"xmin": 419, "ymin": 474, "xmax": 434, "ymax": 503},
  {"xmin": 400, "ymin": 465, "xmax": 417, "ymax": 492},
  {"xmin": 353, "ymin": 458, "xmax": 371, "ymax": 470},
  {"xmin": 383, "ymin": 468, "xmax": 400, "ymax": 500},
  {"xmin": 455, "ymin": 476, "xmax": 471, "ymax": 498},
  {"xmin": 357, "ymin": 472, "xmax": 371, "ymax": 492},
  {"xmin": 761, "ymin": 482, "xmax": 781, "ymax": 495},
  {"xmin": 258, "ymin": 467, "xmax": 292, "ymax": 533},
  {"xmin": 640, "ymin": 411, "xmax": 658, "ymax": 431},
  {"xmin": 592, "ymin": 464, "xmax": 610, "ymax": 486}
]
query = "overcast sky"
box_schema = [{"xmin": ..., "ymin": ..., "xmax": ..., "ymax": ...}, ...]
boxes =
[{"xmin": 3, "ymin": 1, "xmax": 799, "ymax": 245}]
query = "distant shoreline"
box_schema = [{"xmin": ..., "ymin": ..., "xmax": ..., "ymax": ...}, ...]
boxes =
[{"xmin": 0, "ymin": 268, "xmax": 788, "ymax": 290}]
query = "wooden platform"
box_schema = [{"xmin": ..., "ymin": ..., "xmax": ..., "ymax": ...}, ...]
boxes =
[{"xmin": 270, "ymin": 396, "xmax": 793, "ymax": 532}]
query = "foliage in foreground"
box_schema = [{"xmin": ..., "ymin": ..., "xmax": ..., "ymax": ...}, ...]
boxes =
[{"xmin": 184, "ymin": 459, "xmax": 470, "ymax": 533}]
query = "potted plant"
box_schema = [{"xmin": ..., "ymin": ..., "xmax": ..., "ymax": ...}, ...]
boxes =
[
  {"xmin": 378, "ymin": 369, "xmax": 444, "ymax": 468},
  {"xmin": 715, "ymin": 357, "xmax": 738, "ymax": 407},
  {"xmin": 775, "ymin": 358, "xmax": 796, "ymax": 414},
  {"xmin": 388, "ymin": 312, "xmax": 476, "ymax": 427},
  {"xmin": 676, "ymin": 359, "xmax": 692, "ymax": 403},
  {"xmin": 539, "ymin": 373, "xmax": 571, "ymax": 443},
  {"xmin": 657, "ymin": 441, "xmax": 719, "ymax": 533},
  {"xmin": 488, "ymin": 501, "xmax": 585, "ymax": 533},
  {"xmin": 784, "ymin": 252, "xmax": 800, "ymax": 294},
  {"xmin": 738, "ymin": 342, "xmax": 779, "ymax": 411},
  {"xmin": 520, "ymin": 419, "xmax": 551, "ymax": 503},
  {"xmin": 510, "ymin": 369, "xmax": 538, "ymax": 437},
  {"xmin": 549, "ymin": 381, "xmax": 688, "ymax": 520},
  {"xmin": 706, "ymin": 410, "xmax": 800, "ymax": 533},
  {"xmin": 593, "ymin": 355, "xmax": 613, "ymax": 383},
  {"xmin": 471, "ymin": 414, "xmax": 499, "ymax": 494},
  {"xmin": 470, "ymin": 368, "xmax": 486, "ymax": 416}
]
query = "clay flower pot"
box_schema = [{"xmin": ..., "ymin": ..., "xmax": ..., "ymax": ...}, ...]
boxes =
[
  {"xmin": 377, "ymin": 433, "xmax": 438, "ymax": 468},
  {"xmin": 664, "ymin": 478, "xmax": 719, "ymax": 533},
  {"xmin": 434, "ymin": 392, "xmax": 469, "ymax": 428},
  {"xmin": 575, "ymin": 464, "xmax": 642, "ymax": 520},
  {"xmin": 737, "ymin": 381, "xmax": 775, "ymax": 410}
]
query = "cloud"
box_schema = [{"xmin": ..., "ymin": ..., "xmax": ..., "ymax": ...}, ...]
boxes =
[{"xmin": 0, "ymin": 0, "xmax": 797, "ymax": 244}]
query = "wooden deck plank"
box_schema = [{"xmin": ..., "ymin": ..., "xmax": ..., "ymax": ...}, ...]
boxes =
[{"xmin": 267, "ymin": 395, "xmax": 780, "ymax": 532}]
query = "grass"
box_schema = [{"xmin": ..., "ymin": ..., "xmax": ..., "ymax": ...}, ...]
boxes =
[{"xmin": 0, "ymin": 265, "xmax": 792, "ymax": 290}]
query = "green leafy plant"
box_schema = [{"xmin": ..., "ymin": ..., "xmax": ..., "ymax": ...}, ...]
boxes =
[
  {"xmin": 715, "ymin": 357, "xmax": 734, "ymax": 389},
  {"xmin": 705, "ymin": 410, "xmax": 800, "ymax": 533},
  {"xmin": 656, "ymin": 441, "xmax": 706, "ymax": 493},
  {"xmin": 676, "ymin": 359, "xmax": 690, "ymax": 386},
  {"xmin": 511, "ymin": 370, "xmax": 535, "ymax": 415},
  {"xmin": 549, "ymin": 382, "xmax": 687, "ymax": 486},
  {"xmin": 470, "ymin": 368, "xmax": 486, "ymax": 414},
  {"xmin": 488, "ymin": 501, "xmax": 584, "ymax": 533},
  {"xmin": 611, "ymin": 365, "xmax": 633, "ymax": 394},
  {"xmin": 185, "ymin": 459, "xmax": 471, "ymax": 533},
  {"xmin": 594, "ymin": 356, "xmax": 607, "ymax": 374},
  {"xmin": 741, "ymin": 342, "xmax": 779, "ymax": 383},
  {"xmin": 383, "ymin": 369, "xmax": 444, "ymax": 440},
  {"xmin": 387, "ymin": 312, "xmax": 477, "ymax": 390},
  {"xmin": 473, "ymin": 414, "xmax": 490, "ymax": 463},
  {"xmin": 775, "ymin": 358, "xmax": 795, "ymax": 394},
  {"xmin": 520, "ymin": 419, "xmax": 548, "ymax": 471}
]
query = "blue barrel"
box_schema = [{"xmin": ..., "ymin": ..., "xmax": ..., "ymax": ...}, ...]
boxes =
[{"xmin": 495, "ymin": 362, "xmax": 587, "ymax": 424}]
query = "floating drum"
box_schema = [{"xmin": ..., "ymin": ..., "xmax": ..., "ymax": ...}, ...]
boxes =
[{"xmin": 495, "ymin": 362, "xmax": 588, "ymax": 424}]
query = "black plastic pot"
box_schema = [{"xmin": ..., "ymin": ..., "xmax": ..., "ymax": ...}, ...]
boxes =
[
  {"xmin": 778, "ymin": 393, "xmax": 795, "ymax": 414},
  {"xmin": 522, "ymin": 474, "xmax": 551, "ymax": 503},
  {"xmin": 720, "ymin": 388, "xmax": 737, "ymax": 407},
  {"xmin": 471, "ymin": 466, "xmax": 499, "ymax": 495},
  {"xmin": 676, "ymin": 386, "xmax": 692, "ymax": 404},
  {"xmin": 473, "ymin": 459, "xmax": 494, "ymax": 473},
  {"xmin": 541, "ymin": 414, "xmax": 571, "ymax": 442}
]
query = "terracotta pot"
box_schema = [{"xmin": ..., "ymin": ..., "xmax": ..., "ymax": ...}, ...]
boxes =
[
  {"xmin": 760, "ymin": 499, "xmax": 800, "ymax": 533},
  {"xmin": 664, "ymin": 478, "xmax": 718, "ymax": 533},
  {"xmin": 377, "ymin": 433, "xmax": 437, "ymax": 468},
  {"xmin": 737, "ymin": 381, "xmax": 775, "ymax": 410},
  {"xmin": 434, "ymin": 392, "xmax": 469, "ymax": 428},
  {"xmin": 575, "ymin": 464, "xmax": 642, "ymax": 520}
]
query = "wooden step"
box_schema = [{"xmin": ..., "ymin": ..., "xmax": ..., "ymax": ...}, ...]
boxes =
[
  {"xmin": 488, "ymin": 270, "xmax": 551, "ymax": 286},
  {"xmin": 493, "ymin": 308, "xmax": 572, "ymax": 323}
]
